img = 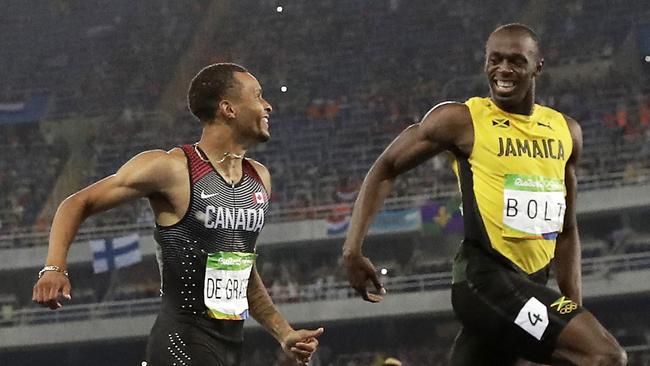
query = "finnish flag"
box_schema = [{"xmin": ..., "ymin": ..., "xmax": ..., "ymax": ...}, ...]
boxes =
[{"xmin": 90, "ymin": 234, "xmax": 142, "ymax": 273}]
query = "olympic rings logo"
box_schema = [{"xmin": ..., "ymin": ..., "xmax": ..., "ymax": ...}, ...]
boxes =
[{"xmin": 558, "ymin": 302, "xmax": 578, "ymax": 314}]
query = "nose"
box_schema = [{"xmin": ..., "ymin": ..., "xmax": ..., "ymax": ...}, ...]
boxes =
[
  {"xmin": 496, "ymin": 60, "xmax": 513, "ymax": 74},
  {"xmin": 263, "ymin": 98, "xmax": 273, "ymax": 113}
]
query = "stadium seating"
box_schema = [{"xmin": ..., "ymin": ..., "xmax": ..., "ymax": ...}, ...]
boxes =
[
  {"xmin": 2, "ymin": 1, "xmax": 650, "ymax": 365},
  {"xmin": 1, "ymin": 0, "xmax": 649, "ymax": 240}
]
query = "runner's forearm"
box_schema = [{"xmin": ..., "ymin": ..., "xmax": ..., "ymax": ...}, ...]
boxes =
[
  {"xmin": 247, "ymin": 268, "xmax": 292, "ymax": 342},
  {"xmin": 44, "ymin": 195, "xmax": 90, "ymax": 269},
  {"xmin": 343, "ymin": 163, "xmax": 395, "ymax": 257},
  {"xmin": 554, "ymin": 226, "xmax": 582, "ymax": 305}
]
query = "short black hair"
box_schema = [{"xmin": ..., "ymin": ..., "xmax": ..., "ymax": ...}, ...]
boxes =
[
  {"xmin": 187, "ymin": 63, "xmax": 248, "ymax": 121},
  {"xmin": 489, "ymin": 23, "xmax": 542, "ymax": 56}
]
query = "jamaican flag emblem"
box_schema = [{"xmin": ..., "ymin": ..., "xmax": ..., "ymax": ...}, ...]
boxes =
[{"xmin": 492, "ymin": 118, "xmax": 510, "ymax": 128}]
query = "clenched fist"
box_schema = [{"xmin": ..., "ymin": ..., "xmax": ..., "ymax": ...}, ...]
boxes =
[{"xmin": 32, "ymin": 271, "xmax": 72, "ymax": 309}]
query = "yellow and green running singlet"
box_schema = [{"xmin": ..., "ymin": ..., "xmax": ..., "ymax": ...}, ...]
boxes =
[{"xmin": 452, "ymin": 97, "xmax": 573, "ymax": 274}]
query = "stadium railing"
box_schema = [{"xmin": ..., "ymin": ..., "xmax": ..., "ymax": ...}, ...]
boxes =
[
  {"xmin": 2, "ymin": 169, "xmax": 650, "ymax": 248},
  {"xmin": 2, "ymin": 252, "xmax": 649, "ymax": 328}
]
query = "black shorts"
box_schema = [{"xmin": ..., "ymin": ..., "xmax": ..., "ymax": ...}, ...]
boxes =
[
  {"xmin": 146, "ymin": 312, "xmax": 243, "ymax": 366},
  {"xmin": 450, "ymin": 242, "xmax": 583, "ymax": 365}
]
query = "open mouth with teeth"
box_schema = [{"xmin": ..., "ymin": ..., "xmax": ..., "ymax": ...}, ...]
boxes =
[{"xmin": 494, "ymin": 79, "xmax": 516, "ymax": 94}]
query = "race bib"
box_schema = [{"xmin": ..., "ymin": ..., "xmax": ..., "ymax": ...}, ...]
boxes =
[
  {"xmin": 204, "ymin": 251, "xmax": 257, "ymax": 320},
  {"xmin": 502, "ymin": 174, "xmax": 566, "ymax": 240}
]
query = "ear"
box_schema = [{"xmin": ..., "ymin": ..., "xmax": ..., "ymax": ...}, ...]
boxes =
[
  {"xmin": 534, "ymin": 58, "xmax": 544, "ymax": 77},
  {"xmin": 217, "ymin": 99, "xmax": 236, "ymax": 120}
]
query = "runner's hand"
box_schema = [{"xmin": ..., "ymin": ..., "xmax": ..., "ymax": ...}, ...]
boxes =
[
  {"xmin": 344, "ymin": 253, "xmax": 386, "ymax": 303},
  {"xmin": 281, "ymin": 327, "xmax": 324, "ymax": 365},
  {"xmin": 32, "ymin": 271, "xmax": 72, "ymax": 310}
]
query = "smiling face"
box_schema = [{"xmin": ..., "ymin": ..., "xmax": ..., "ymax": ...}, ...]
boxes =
[
  {"xmin": 484, "ymin": 29, "xmax": 543, "ymax": 114},
  {"xmin": 227, "ymin": 72, "xmax": 273, "ymax": 143}
]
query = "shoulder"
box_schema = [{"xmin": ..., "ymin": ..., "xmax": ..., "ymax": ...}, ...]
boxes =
[
  {"xmin": 128, "ymin": 148, "xmax": 186, "ymax": 169},
  {"xmin": 561, "ymin": 114, "xmax": 583, "ymax": 161},
  {"xmin": 422, "ymin": 101, "xmax": 471, "ymax": 120},
  {"xmin": 561, "ymin": 114, "xmax": 582, "ymax": 142},
  {"xmin": 420, "ymin": 101, "xmax": 471, "ymax": 131},
  {"xmin": 245, "ymin": 158, "xmax": 272, "ymax": 192},
  {"xmin": 419, "ymin": 101, "xmax": 473, "ymax": 153},
  {"xmin": 561, "ymin": 113, "xmax": 580, "ymax": 130},
  {"xmin": 116, "ymin": 148, "xmax": 188, "ymax": 181}
]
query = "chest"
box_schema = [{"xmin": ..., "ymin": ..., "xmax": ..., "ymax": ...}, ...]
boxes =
[
  {"xmin": 471, "ymin": 115, "xmax": 571, "ymax": 178},
  {"xmin": 190, "ymin": 172, "xmax": 269, "ymax": 233}
]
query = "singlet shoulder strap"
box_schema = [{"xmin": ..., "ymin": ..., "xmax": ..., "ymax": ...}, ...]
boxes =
[
  {"xmin": 180, "ymin": 144, "xmax": 212, "ymax": 183},
  {"xmin": 243, "ymin": 158, "xmax": 264, "ymax": 186}
]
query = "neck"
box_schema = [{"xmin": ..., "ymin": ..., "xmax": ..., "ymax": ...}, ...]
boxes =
[
  {"xmin": 495, "ymin": 100, "xmax": 534, "ymax": 116},
  {"xmin": 198, "ymin": 122, "xmax": 250, "ymax": 155},
  {"xmin": 197, "ymin": 122, "xmax": 249, "ymax": 168}
]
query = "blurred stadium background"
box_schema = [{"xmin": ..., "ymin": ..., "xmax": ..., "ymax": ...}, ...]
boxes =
[{"xmin": 1, "ymin": 0, "xmax": 650, "ymax": 365}]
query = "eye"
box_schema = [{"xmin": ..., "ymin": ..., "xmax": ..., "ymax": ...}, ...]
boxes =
[{"xmin": 511, "ymin": 56, "xmax": 528, "ymax": 67}]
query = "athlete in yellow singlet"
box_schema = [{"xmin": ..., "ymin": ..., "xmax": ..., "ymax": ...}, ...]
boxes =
[
  {"xmin": 342, "ymin": 24, "xmax": 627, "ymax": 365},
  {"xmin": 453, "ymin": 95, "xmax": 573, "ymax": 275}
]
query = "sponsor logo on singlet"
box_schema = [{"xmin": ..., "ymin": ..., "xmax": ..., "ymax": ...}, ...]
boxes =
[
  {"xmin": 203, "ymin": 206, "xmax": 265, "ymax": 232},
  {"xmin": 550, "ymin": 296, "xmax": 578, "ymax": 314},
  {"xmin": 497, "ymin": 137, "xmax": 565, "ymax": 160},
  {"xmin": 200, "ymin": 190, "xmax": 219, "ymax": 199}
]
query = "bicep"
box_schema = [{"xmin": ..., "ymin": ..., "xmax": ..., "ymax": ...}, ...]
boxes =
[
  {"xmin": 378, "ymin": 124, "xmax": 443, "ymax": 176},
  {"xmin": 73, "ymin": 176, "xmax": 147, "ymax": 216},
  {"xmin": 70, "ymin": 150, "xmax": 174, "ymax": 215},
  {"xmin": 377, "ymin": 102, "xmax": 468, "ymax": 177}
]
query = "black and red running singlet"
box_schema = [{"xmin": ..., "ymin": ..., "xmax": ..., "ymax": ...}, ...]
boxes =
[{"xmin": 153, "ymin": 144, "xmax": 269, "ymax": 337}]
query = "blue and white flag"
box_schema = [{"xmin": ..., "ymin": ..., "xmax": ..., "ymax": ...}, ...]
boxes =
[{"xmin": 90, "ymin": 234, "xmax": 142, "ymax": 273}]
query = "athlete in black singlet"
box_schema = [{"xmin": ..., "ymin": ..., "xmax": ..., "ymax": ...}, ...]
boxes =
[
  {"xmin": 146, "ymin": 144, "xmax": 272, "ymax": 365},
  {"xmin": 33, "ymin": 63, "xmax": 323, "ymax": 366}
]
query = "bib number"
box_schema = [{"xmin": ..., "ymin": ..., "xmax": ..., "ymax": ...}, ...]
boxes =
[
  {"xmin": 502, "ymin": 174, "xmax": 566, "ymax": 240},
  {"xmin": 204, "ymin": 251, "xmax": 257, "ymax": 320}
]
